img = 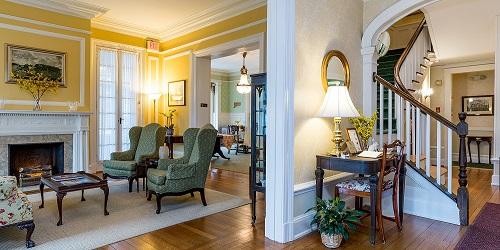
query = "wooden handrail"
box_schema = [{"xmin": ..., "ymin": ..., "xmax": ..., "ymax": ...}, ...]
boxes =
[
  {"xmin": 373, "ymin": 74, "xmax": 457, "ymax": 132},
  {"xmin": 394, "ymin": 18, "xmax": 427, "ymax": 96}
]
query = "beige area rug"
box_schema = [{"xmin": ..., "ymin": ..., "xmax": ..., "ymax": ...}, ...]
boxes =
[{"xmin": 0, "ymin": 180, "xmax": 249, "ymax": 250}]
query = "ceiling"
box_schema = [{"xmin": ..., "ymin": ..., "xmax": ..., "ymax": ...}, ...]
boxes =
[
  {"xmin": 423, "ymin": 0, "xmax": 500, "ymax": 63},
  {"xmin": 211, "ymin": 49, "xmax": 260, "ymax": 74},
  {"xmin": 9, "ymin": 0, "xmax": 265, "ymax": 41}
]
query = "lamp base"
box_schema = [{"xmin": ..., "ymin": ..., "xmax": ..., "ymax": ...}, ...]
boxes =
[{"xmin": 329, "ymin": 117, "xmax": 344, "ymax": 157}]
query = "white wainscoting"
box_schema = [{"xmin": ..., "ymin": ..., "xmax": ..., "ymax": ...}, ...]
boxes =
[{"xmin": 0, "ymin": 111, "xmax": 91, "ymax": 173}]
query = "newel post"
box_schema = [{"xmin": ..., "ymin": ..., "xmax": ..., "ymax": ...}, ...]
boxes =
[{"xmin": 457, "ymin": 112, "xmax": 469, "ymax": 226}]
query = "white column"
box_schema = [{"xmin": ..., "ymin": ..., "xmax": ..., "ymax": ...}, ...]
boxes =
[
  {"xmin": 493, "ymin": 16, "xmax": 500, "ymax": 186},
  {"xmin": 266, "ymin": 0, "xmax": 295, "ymax": 243},
  {"xmin": 361, "ymin": 47, "xmax": 378, "ymax": 116}
]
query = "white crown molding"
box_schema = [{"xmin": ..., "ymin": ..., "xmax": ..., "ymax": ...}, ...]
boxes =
[
  {"xmin": 7, "ymin": 0, "xmax": 108, "ymax": 19},
  {"xmin": 90, "ymin": 0, "xmax": 265, "ymax": 41}
]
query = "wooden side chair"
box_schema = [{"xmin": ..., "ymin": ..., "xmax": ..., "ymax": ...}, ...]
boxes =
[
  {"xmin": 227, "ymin": 125, "xmax": 241, "ymax": 154},
  {"xmin": 334, "ymin": 140, "xmax": 406, "ymax": 243}
]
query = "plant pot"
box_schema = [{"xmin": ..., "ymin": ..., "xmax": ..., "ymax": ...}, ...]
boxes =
[
  {"xmin": 320, "ymin": 233, "xmax": 343, "ymax": 249},
  {"xmin": 166, "ymin": 128, "xmax": 174, "ymax": 136}
]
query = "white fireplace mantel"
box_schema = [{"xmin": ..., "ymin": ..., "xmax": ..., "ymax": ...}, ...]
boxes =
[{"xmin": 0, "ymin": 110, "xmax": 91, "ymax": 172}]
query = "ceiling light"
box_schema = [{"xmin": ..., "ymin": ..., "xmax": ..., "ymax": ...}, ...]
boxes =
[{"xmin": 236, "ymin": 52, "xmax": 251, "ymax": 94}]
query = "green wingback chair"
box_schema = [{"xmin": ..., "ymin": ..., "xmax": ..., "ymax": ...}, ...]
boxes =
[
  {"xmin": 103, "ymin": 123, "xmax": 166, "ymax": 192},
  {"xmin": 147, "ymin": 124, "xmax": 217, "ymax": 214}
]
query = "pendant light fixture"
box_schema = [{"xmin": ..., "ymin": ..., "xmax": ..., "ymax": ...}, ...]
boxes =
[{"xmin": 236, "ymin": 51, "xmax": 251, "ymax": 94}]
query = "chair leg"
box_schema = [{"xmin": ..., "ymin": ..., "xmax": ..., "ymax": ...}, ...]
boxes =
[
  {"xmin": 17, "ymin": 221, "xmax": 35, "ymax": 248},
  {"xmin": 377, "ymin": 194, "xmax": 386, "ymax": 243},
  {"xmin": 393, "ymin": 187, "xmax": 402, "ymax": 231},
  {"xmin": 147, "ymin": 190, "xmax": 152, "ymax": 201},
  {"xmin": 199, "ymin": 189, "xmax": 207, "ymax": 206},
  {"xmin": 136, "ymin": 177, "xmax": 139, "ymax": 192},
  {"xmin": 127, "ymin": 177, "xmax": 133, "ymax": 192},
  {"xmin": 155, "ymin": 193, "xmax": 162, "ymax": 214},
  {"xmin": 103, "ymin": 173, "xmax": 108, "ymax": 180},
  {"xmin": 334, "ymin": 186, "xmax": 339, "ymax": 198},
  {"xmin": 190, "ymin": 192, "xmax": 194, "ymax": 197}
]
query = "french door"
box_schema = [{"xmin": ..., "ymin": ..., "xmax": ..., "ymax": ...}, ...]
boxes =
[{"xmin": 97, "ymin": 47, "xmax": 140, "ymax": 161}]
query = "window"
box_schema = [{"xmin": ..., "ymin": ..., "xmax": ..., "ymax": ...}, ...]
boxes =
[{"xmin": 97, "ymin": 48, "xmax": 140, "ymax": 160}]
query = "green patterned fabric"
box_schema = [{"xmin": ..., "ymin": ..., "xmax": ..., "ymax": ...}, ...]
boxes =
[
  {"xmin": 157, "ymin": 128, "xmax": 199, "ymax": 170},
  {"xmin": 104, "ymin": 123, "xmax": 166, "ymax": 178},
  {"xmin": 0, "ymin": 176, "xmax": 33, "ymax": 226},
  {"xmin": 111, "ymin": 126, "xmax": 142, "ymax": 161},
  {"xmin": 148, "ymin": 124, "xmax": 217, "ymax": 193}
]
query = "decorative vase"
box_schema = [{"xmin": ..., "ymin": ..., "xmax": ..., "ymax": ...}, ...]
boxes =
[
  {"xmin": 321, "ymin": 233, "xmax": 343, "ymax": 249},
  {"xmin": 33, "ymin": 98, "xmax": 41, "ymax": 111},
  {"xmin": 166, "ymin": 127, "xmax": 174, "ymax": 136}
]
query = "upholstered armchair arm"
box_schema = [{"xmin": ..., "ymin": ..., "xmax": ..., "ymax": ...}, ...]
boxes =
[
  {"xmin": 165, "ymin": 163, "xmax": 197, "ymax": 180},
  {"xmin": 0, "ymin": 176, "xmax": 17, "ymax": 200},
  {"xmin": 110, "ymin": 150, "xmax": 135, "ymax": 161}
]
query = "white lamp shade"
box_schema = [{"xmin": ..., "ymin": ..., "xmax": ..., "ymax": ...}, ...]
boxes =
[
  {"xmin": 236, "ymin": 74, "xmax": 251, "ymax": 94},
  {"xmin": 149, "ymin": 92, "xmax": 162, "ymax": 100},
  {"xmin": 318, "ymin": 85, "xmax": 360, "ymax": 118}
]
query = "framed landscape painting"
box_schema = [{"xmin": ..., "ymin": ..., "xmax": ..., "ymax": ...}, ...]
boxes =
[
  {"xmin": 5, "ymin": 44, "xmax": 66, "ymax": 86},
  {"xmin": 168, "ymin": 80, "xmax": 186, "ymax": 106},
  {"xmin": 462, "ymin": 95, "xmax": 494, "ymax": 116}
]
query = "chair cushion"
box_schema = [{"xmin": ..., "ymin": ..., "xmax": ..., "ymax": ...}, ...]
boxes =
[
  {"xmin": 0, "ymin": 176, "xmax": 17, "ymax": 200},
  {"xmin": 147, "ymin": 169, "xmax": 167, "ymax": 186},
  {"xmin": 336, "ymin": 177, "xmax": 393, "ymax": 193},
  {"xmin": 0, "ymin": 190, "xmax": 33, "ymax": 226},
  {"xmin": 103, "ymin": 160, "xmax": 137, "ymax": 171}
]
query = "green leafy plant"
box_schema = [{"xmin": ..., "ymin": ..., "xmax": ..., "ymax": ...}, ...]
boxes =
[
  {"xmin": 307, "ymin": 197, "xmax": 364, "ymax": 240},
  {"xmin": 160, "ymin": 108, "xmax": 176, "ymax": 129},
  {"xmin": 349, "ymin": 111, "xmax": 378, "ymax": 150},
  {"xmin": 11, "ymin": 66, "xmax": 59, "ymax": 110}
]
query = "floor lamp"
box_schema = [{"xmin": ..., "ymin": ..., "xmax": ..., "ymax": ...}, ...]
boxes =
[{"xmin": 149, "ymin": 92, "xmax": 162, "ymax": 122}]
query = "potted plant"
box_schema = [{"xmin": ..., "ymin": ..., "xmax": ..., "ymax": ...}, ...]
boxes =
[
  {"xmin": 308, "ymin": 197, "xmax": 364, "ymax": 248},
  {"xmin": 160, "ymin": 108, "xmax": 176, "ymax": 135},
  {"xmin": 349, "ymin": 111, "xmax": 378, "ymax": 150},
  {"xmin": 11, "ymin": 66, "xmax": 59, "ymax": 111}
]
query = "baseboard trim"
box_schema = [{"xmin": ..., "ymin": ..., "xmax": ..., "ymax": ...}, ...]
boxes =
[{"xmin": 492, "ymin": 175, "xmax": 499, "ymax": 186}]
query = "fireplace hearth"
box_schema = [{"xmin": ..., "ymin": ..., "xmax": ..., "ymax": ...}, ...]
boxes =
[{"xmin": 9, "ymin": 142, "xmax": 64, "ymax": 187}]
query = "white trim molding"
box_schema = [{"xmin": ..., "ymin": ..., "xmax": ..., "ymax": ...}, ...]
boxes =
[
  {"xmin": 0, "ymin": 13, "xmax": 91, "ymax": 34},
  {"xmin": 7, "ymin": 0, "xmax": 108, "ymax": 19},
  {"xmin": 0, "ymin": 22, "xmax": 86, "ymax": 107},
  {"xmin": 90, "ymin": 0, "xmax": 266, "ymax": 41},
  {"xmin": 265, "ymin": 0, "xmax": 295, "ymax": 243}
]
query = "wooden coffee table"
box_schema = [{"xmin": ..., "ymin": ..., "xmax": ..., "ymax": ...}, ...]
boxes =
[{"xmin": 39, "ymin": 171, "xmax": 109, "ymax": 226}]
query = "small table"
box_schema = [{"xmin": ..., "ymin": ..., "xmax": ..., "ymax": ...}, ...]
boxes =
[
  {"xmin": 315, "ymin": 155, "xmax": 406, "ymax": 245},
  {"xmin": 467, "ymin": 136, "xmax": 492, "ymax": 164},
  {"xmin": 165, "ymin": 135, "xmax": 229, "ymax": 160},
  {"xmin": 39, "ymin": 172, "xmax": 109, "ymax": 226}
]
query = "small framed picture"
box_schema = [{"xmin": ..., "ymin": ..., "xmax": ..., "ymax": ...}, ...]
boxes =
[
  {"xmin": 346, "ymin": 128, "xmax": 362, "ymax": 153},
  {"xmin": 168, "ymin": 80, "xmax": 186, "ymax": 106},
  {"xmin": 462, "ymin": 95, "xmax": 494, "ymax": 116}
]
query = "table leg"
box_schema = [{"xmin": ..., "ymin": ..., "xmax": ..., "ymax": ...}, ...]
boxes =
[
  {"xmin": 468, "ymin": 140, "xmax": 472, "ymax": 163},
  {"xmin": 476, "ymin": 141, "xmax": 481, "ymax": 164},
  {"xmin": 369, "ymin": 174, "xmax": 378, "ymax": 245},
  {"xmin": 168, "ymin": 142, "xmax": 174, "ymax": 159},
  {"xmin": 489, "ymin": 141, "xmax": 492, "ymax": 164},
  {"xmin": 399, "ymin": 165, "xmax": 407, "ymax": 224},
  {"xmin": 81, "ymin": 189, "xmax": 85, "ymax": 201},
  {"xmin": 315, "ymin": 167, "xmax": 325, "ymax": 199},
  {"xmin": 216, "ymin": 147, "xmax": 230, "ymax": 160},
  {"xmin": 56, "ymin": 192, "xmax": 66, "ymax": 226},
  {"xmin": 39, "ymin": 182, "xmax": 45, "ymax": 209},
  {"xmin": 101, "ymin": 185, "xmax": 110, "ymax": 216}
]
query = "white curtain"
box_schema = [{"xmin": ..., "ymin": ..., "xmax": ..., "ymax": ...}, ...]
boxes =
[{"xmin": 98, "ymin": 49, "xmax": 117, "ymax": 161}]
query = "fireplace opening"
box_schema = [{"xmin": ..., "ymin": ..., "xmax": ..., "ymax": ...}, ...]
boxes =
[{"xmin": 8, "ymin": 142, "xmax": 64, "ymax": 187}]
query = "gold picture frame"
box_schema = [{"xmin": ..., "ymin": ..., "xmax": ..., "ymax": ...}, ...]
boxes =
[
  {"xmin": 5, "ymin": 44, "xmax": 66, "ymax": 87},
  {"xmin": 346, "ymin": 128, "xmax": 362, "ymax": 153},
  {"xmin": 168, "ymin": 80, "xmax": 186, "ymax": 106}
]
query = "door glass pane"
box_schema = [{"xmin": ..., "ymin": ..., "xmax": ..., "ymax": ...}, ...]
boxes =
[
  {"xmin": 98, "ymin": 49, "xmax": 117, "ymax": 160},
  {"xmin": 120, "ymin": 51, "xmax": 138, "ymax": 151}
]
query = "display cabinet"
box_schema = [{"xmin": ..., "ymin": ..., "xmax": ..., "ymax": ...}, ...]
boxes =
[{"xmin": 249, "ymin": 73, "xmax": 266, "ymax": 225}]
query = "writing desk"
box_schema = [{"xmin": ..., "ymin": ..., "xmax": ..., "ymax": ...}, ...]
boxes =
[{"xmin": 315, "ymin": 155, "xmax": 406, "ymax": 245}]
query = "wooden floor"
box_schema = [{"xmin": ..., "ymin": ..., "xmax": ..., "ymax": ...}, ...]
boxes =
[{"xmin": 99, "ymin": 167, "xmax": 499, "ymax": 250}]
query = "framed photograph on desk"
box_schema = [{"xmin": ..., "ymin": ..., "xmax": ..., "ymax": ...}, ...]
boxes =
[{"xmin": 346, "ymin": 128, "xmax": 362, "ymax": 153}]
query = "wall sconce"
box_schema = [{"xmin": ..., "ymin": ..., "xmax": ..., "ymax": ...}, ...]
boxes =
[{"xmin": 421, "ymin": 87, "xmax": 433, "ymax": 100}]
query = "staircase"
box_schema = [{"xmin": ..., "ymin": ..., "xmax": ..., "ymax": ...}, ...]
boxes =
[{"xmin": 374, "ymin": 18, "xmax": 469, "ymax": 226}]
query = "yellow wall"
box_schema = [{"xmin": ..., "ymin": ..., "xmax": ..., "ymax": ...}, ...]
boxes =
[
  {"xmin": 0, "ymin": 0, "xmax": 90, "ymax": 111},
  {"xmin": 91, "ymin": 27, "xmax": 147, "ymax": 48}
]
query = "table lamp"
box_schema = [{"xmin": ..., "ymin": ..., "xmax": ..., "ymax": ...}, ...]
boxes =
[{"xmin": 318, "ymin": 84, "xmax": 360, "ymax": 156}]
